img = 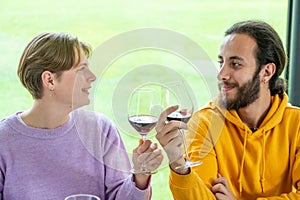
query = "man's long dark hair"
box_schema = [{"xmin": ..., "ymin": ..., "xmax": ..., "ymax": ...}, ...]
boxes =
[{"xmin": 225, "ymin": 20, "xmax": 287, "ymax": 95}]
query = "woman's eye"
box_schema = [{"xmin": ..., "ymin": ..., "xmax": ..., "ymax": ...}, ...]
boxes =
[{"xmin": 78, "ymin": 67, "xmax": 86, "ymax": 71}]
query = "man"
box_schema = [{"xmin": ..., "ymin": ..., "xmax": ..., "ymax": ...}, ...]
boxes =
[{"xmin": 156, "ymin": 20, "xmax": 300, "ymax": 199}]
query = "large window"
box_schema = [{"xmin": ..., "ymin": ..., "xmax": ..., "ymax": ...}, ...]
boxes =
[{"xmin": 0, "ymin": 0, "xmax": 288, "ymax": 199}]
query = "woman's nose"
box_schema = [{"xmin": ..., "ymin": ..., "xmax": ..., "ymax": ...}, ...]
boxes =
[{"xmin": 88, "ymin": 69, "xmax": 97, "ymax": 82}]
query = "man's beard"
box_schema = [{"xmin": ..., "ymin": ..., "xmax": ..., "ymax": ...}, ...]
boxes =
[{"xmin": 218, "ymin": 69, "xmax": 261, "ymax": 110}]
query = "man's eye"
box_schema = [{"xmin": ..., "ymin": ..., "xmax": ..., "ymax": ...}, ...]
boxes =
[
  {"xmin": 232, "ymin": 62, "xmax": 241, "ymax": 68},
  {"xmin": 218, "ymin": 61, "xmax": 223, "ymax": 68}
]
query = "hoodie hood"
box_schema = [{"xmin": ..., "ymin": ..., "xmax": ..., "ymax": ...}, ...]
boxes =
[{"xmin": 211, "ymin": 93, "xmax": 288, "ymax": 132}]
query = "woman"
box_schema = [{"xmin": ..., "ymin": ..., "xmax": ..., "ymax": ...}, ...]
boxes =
[{"xmin": 0, "ymin": 32, "xmax": 163, "ymax": 199}]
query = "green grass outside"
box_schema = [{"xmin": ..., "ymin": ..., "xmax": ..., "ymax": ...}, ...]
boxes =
[{"xmin": 0, "ymin": 0, "xmax": 288, "ymax": 199}]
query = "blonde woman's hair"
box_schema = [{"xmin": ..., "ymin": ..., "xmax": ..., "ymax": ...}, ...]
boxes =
[{"xmin": 18, "ymin": 32, "xmax": 91, "ymax": 99}]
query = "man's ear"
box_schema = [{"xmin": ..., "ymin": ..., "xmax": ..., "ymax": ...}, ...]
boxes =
[
  {"xmin": 261, "ymin": 63, "xmax": 276, "ymax": 83},
  {"xmin": 41, "ymin": 71, "xmax": 55, "ymax": 91}
]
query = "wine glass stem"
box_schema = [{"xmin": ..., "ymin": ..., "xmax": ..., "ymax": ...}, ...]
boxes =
[
  {"xmin": 180, "ymin": 128, "xmax": 191, "ymax": 162},
  {"xmin": 140, "ymin": 133, "xmax": 147, "ymax": 172},
  {"xmin": 140, "ymin": 133, "xmax": 147, "ymax": 141}
]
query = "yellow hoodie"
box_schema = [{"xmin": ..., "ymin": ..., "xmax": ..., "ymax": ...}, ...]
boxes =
[{"xmin": 169, "ymin": 93, "xmax": 300, "ymax": 199}]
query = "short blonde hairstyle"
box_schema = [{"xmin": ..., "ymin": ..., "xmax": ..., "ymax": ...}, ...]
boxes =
[{"xmin": 18, "ymin": 32, "xmax": 91, "ymax": 99}]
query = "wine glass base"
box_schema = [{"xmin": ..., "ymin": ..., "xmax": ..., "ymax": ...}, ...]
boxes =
[
  {"xmin": 130, "ymin": 168, "xmax": 158, "ymax": 175},
  {"xmin": 175, "ymin": 161, "xmax": 203, "ymax": 170}
]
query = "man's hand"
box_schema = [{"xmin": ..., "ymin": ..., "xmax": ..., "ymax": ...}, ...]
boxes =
[
  {"xmin": 155, "ymin": 105, "xmax": 189, "ymax": 174},
  {"xmin": 212, "ymin": 174, "xmax": 236, "ymax": 200}
]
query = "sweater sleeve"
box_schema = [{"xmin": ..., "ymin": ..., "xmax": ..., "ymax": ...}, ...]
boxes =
[
  {"xmin": 0, "ymin": 169, "xmax": 3, "ymax": 200},
  {"xmin": 0, "ymin": 121, "xmax": 5, "ymax": 200},
  {"xmin": 73, "ymin": 109, "xmax": 151, "ymax": 200},
  {"xmin": 100, "ymin": 115, "xmax": 151, "ymax": 200}
]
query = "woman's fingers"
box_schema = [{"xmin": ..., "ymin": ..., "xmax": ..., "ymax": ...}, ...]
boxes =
[
  {"xmin": 144, "ymin": 152, "xmax": 164, "ymax": 171},
  {"xmin": 136, "ymin": 147, "xmax": 163, "ymax": 171},
  {"xmin": 136, "ymin": 139, "xmax": 153, "ymax": 154}
]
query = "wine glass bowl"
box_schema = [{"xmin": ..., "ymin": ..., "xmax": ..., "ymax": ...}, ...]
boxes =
[
  {"xmin": 162, "ymin": 81, "xmax": 202, "ymax": 169},
  {"xmin": 128, "ymin": 87, "xmax": 159, "ymax": 140},
  {"xmin": 64, "ymin": 194, "xmax": 100, "ymax": 200},
  {"xmin": 128, "ymin": 87, "xmax": 159, "ymax": 174}
]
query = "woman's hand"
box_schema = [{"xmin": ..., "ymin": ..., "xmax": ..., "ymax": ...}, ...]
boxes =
[{"xmin": 132, "ymin": 139, "xmax": 163, "ymax": 190}]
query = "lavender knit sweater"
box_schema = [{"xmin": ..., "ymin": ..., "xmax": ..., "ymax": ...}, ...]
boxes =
[{"xmin": 0, "ymin": 109, "xmax": 151, "ymax": 200}]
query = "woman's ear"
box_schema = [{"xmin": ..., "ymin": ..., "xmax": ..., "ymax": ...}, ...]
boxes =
[
  {"xmin": 41, "ymin": 71, "xmax": 55, "ymax": 91},
  {"xmin": 261, "ymin": 63, "xmax": 276, "ymax": 83}
]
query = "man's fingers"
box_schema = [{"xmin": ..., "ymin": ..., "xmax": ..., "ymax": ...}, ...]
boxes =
[
  {"xmin": 156, "ymin": 125, "xmax": 180, "ymax": 145},
  {"xmin": 159, "ymin": 105, "xmax": 179, "ymax": 120},
  {"xmin": 156, "ymin": 105, "xmax": 179, "ymax": 132},
  {"xmin": 211, "ymin": 183, "xmax": 227, "ymax": 195},
  {"xmin": 214, "ymin": 174, "xmax": 230, "ymax": 189},
  {"xmin": 212, "ymin": 175, "xmax": 236, "ymax": 200},
  {"xmin": 214, "ymin": 192, "xmax": 226, "ymax": 200},
  {"xmin": 156, "ymin": 121, "xmax": 188, "ymax": 146}
]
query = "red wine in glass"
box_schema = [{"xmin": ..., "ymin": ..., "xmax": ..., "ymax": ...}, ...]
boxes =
[
  {"xmin": 128, "ymin": 115, "xmax": 158, "ymax": 139},
  {"xmin": 167, "ymin": 111, "xmax": 191, "ymax": 123}
]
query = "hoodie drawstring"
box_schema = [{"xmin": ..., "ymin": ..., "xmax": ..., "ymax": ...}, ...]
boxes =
[
  {"xmin": 260, "ymin": 129, "xmax": 266, "ymax": 193},
  {"xmin": 238, "ymin": 129, "xmax": 267, "ymax": 196},
  {"xmin": 238, "ymin": 129, "xmax": 248, "ymax": 196}
]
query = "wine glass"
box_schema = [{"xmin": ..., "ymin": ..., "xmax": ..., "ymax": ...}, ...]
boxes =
[
  {"xmin": 64, "ymin": 194, "xmax": 100, "ymax": 200},
  {"xmin": 128, "ymin": 87, "xmax": 159, "ymax": 174},
  {"xmin": 162, "ymin": 81, "xmax": 202, "ymax": 169}
]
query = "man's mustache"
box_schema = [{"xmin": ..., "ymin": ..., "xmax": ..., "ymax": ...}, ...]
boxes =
[{"xmin": 218, "ymin": 81, "xmax": 238, "ymax": 88}]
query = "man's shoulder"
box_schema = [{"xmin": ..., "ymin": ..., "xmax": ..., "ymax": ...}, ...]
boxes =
[
  {"xmin": 195, "ymin": 101, "xmax": 222, "ymax": 114},
  {"xmin": 284, "ymin": 103, "xmax": 300, "ymax": 118},
  {"xmin": 193, "ymin": 101, "xmax": 224, "ymax": 121},
  {"xmin": 286, "ymin": 103, "xmax": 300, "ymax": 110}
]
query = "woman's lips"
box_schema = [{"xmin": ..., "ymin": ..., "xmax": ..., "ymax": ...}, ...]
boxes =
[{"xmin": 82, "ymin": 87, "xmax": 91, "ymax": 94}]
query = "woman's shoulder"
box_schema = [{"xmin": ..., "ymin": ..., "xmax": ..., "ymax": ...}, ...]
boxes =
[
  {"xmin": 72, "ymin": 108, "xmax": 117, "ymax": 132},
  {"xmin": 72, "ymin": 109, "xmax": 122, "ymax": 147},
  {"xmin": 72, "ymin": 108, "xmax": 111, "ymax": 123},
  {"xmin": 0, "ymin": 112, "xmax": 20, "ymax": 131},
  {"xmin": 0, "ymin": 113, "xmax": 23, "ymax": 145}
]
